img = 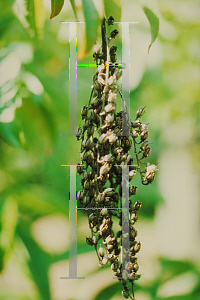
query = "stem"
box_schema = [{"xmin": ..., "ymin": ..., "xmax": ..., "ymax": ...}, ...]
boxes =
[{"xmin": 101, "ymin": 18, "xmax": 107, "ymax": 63}]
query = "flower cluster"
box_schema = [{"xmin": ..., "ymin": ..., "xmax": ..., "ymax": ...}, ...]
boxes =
[{"xmin": 76, "ymin": 17, "xmax": 158, "ymax": 299}]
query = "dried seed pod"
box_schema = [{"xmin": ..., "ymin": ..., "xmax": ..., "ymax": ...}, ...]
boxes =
[
  {"xmin": 83, "ymin": 118, "xmax": 90, "ymax": 129},
  {"xmin": 102, "ymin": 257, "xmax": 108, "ymax": 265},
  {"xmin": 133, "ymin": 262, "xmax": 139, "ymax": 272},
  {"xmin": 136, "ymin": 106, "xmax": 146, "ymax": 118},
  {"xmin": 75, "ymin": 126, "xmax": 82, "ymax": 140},
  {"xmin": 87, "ymin": 125, "xmax": 94, "ymax": 137},
  {"xmin": 101, "ymin": 208, "xmax": 108, "ymax": 216},
  {"xmin": 97, "ymin": 193, "xmax": 104, "ymax": 203},
  {"xmin": 132, "ymin": 129, "xmax": 139, "ymax": 138},
  {"xmin": 84, "ymin": 180, "xmax": 91, "ymax": 190},
  {"xmin": 140, "ymin": 141, "xmax": 150, "ymax": 151},
  {"xmin": 132, "ymin": 120, "xmax": 141, "ymax": 128},
  {"xmin": 130, "ymin": 186, "xmax": 137, "ymax": 196},
  {"xmin": 94, "ymin": 44, "xmax": 102, "ymax": 54},
  {"xmin": 107, "ymin": 16, "xmax": 114, "ymax": 25},
  {"xmin": 77, "ymin": 190, "xmax": 84, "ymax": 201},
  {"xmin": 110, "ymin": 29, "xmax": 119, "ymax": 39},
  {"xmin": 108, "ymin": 91, "xmax": 117, "ymax": 103},
  {"xmin": 92, "ymin": 235, "xmax": 97, "ymax": 244},
  {"xmin": 143, "ymin": 147, "xmax": 152, "ymax": 157},
  {"xmin": 81, "ymin": 105, "xmax": 88, "ymax": 119},
  {"xmin": 134, "ymin": 241, "xmax": 141, "ymax": 253},
  {"xmin": 88, "ymin": 188, "xmax": 94, "ymax": 198},
  {"xmin": 130, "ymin": 227, "xmax": 137, "ymax": 240},
  {"xmin": 107, "ymin": 133, "xmax": 117, "ymax": 143},
  {"xmin": 86, "ymin": 237, "xmax": 93, "ymax": 246},
  {"xmin": 122, "ymin": 289, "xmax": 129, "ymax": 299},
  {"xmin": 105, "ymin": 113, "xmax": 114, "ymax": 124},
  {"xmin": 131, "ymin": 211, "xmax": 138, "ymax": 224},
  {"xmin": 129, "ymin": 169, "xmax": 136, "ymax": 180},
  {"xmin": 82, "ymin": 196, "xmax": 90, "ymax": 205},
  {"xmin": 99, "ymin": 244, "xmax": 105, "ymax": 257},
  {"xmin": 88, "ymin": 213, "xmax": 96, "ymax": 222},
  {"xmin": 141, "ymin": 131, "xmax": 148, "ymax": 141},
  {"xmin": 143, "ymin": 164, "xmax": 158, "ymax": 183},
  {"xmin": 133, "ymin": 201, "xmax": 142, "ymax": 211},
  {"xmin": 103, "ymin": 187, "xmax": 115, "ymax": 197},
  {"xmin": 77, "ymin": 164, "xmax": 84, "ymax": 174},
  {"xmin": 82, "ymin": 138, "xmax": 91, "ymax": 149}
]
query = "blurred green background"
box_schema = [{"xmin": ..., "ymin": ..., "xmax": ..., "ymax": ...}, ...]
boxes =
[{"xmin": 0, "ymin": 0, "xmax": 200, "ymax": 299}]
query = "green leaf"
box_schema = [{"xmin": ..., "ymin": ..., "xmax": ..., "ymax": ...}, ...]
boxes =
[
  {"xmin": 13, "ymin": 0, "xmax": 45, "ymax": 39},
  {"xmin": 78, "ymin": 0, "xmax": 100, "ymax": 59},
  {"xmin": 0, "ymin": 120, "xmax": 24, "ymax": 148},
  {"xmin": 103, "ymin": 0, "xmax": 121, "ymax": 22},
  {"xmin": 136, "ymin": 0, "xmax": 159, "ymax": 52},
  {"xmin": 0, "ymin": 197, "xmax": 18, "ymax": 271},
  {"xmin": 11, "ymin": 184, "xmax": 68, "ymax": 219},
  {"xmin": 160, "ymin": 258, "xmax": 196, "ymax": 279},
  {"xmin": 69, "ymin": 0, "xmax": 77, "ymax": 19},
  {"xmin": 50, "ymin": 0, "xmax": 64, "ymax": 19},
  {"xmin": 16, "ymin": 98, "xmax": 55, "ymax": 155},
  {"xmin": 17, "ymin": 222, "xmax": 51, "ymax": 300},
  {"xmin": 33, "ymin": 0, "xmax": 46, "ymax": 39},
  {"xmin": 94, "ymin": 281, "xmax": 122, "ymax": 300}
]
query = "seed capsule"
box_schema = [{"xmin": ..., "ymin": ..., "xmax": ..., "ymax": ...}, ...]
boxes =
[
  {"xmin": 83, "ymin": 118, "xmax": 90, "ymax": 129},
  {"xmin": 140, "ymin": 141, "xmax": 150, "ymax": 151},
  {"xmin": 108, "ymin": 133, "xmax": 117, "ymax": 143},
  {"xmin": 136, "ymin": 106, "xmax": 146, "ymax": 118},
  {"xmin": 105, "ymin": 113, "xmax": 114, "ymax": 124},
  {"xmin": 122, "ymin": 289, "xmax": 129, "ymax": 299},
  {"xmin": 77, "ymin": 190, "xmax": 84, "ymax": 201},
  {"xmin": 134, "ymin": 241, "xmax": 141, "ymax": 253},
  {"xmin": 86, "ymin": 237, "xmax": 93, "ymax": 246},
  {"xmin": 87, "ymin": 125, "xmax": 94, "ymax": 137},
  {"xmin": 94, "ymin": 44, "xmax": 102, "ymax": 55},
  {"xmin": 107, "ymin": 16, "xmax": 114, "ymax": 25},
  {"xmin": 130, "ymin": 227, "xmax": 137, "ymax": 240},
  {"xmin": 75, "ymin": 126, "xmax": 82, "ymax": 140},
  {"xmin": 130, "ymin": 185, "xmax": 137, "ymax": 195},
  {"xmin": 82, "ymin": 196, "xmax": 90, "ymax": 205},
  {"xmin": 133, "ymin": 262, "xmax": 139, "ymax": 272},
  {"xmin": 107, "ymin": 244, "xmax": 113, "ymax": 251},
  {"xmin": 102, "ymin": 257, "xmax": 108, "ymax": 265},
  {"xmin": 131, "ymin": 211, "xmax": 138, "ymax": 224},
  {"xmin": 133, "ymin": 201, "xmax": 142, "ymax": 211},
  {"xmin": 88, "ymin": 213, "xmax": 96, "ymax": 222},
  {"xmin": 143, "ymin": 147, "xmax": 152, "ymax": 157},
  {"xmin": 92, "ymin": 235, "xmax": 97, "ymax": 244},
  {"xmin": 77, "ymin": 164, "xmax": 84, "ymax": 174},
  {"xmin": 132, "ymin": 129, "xmax": 139, "ymax": 138},
  {"xmin": 82, "ymin": 138, "xmax": 91, "ymax": 149},
  {"xmin": 129, "ymin": 170, "xmax": 136, "ymax": 180},
  {"xmin": 98, "ymin": 244, "xmax": 104, "ymax": 257},
  {"xmin": 101, "ymin": 208, "xmax": 108, "ymax": 216},
  {"xmin": 81, "ymin": 105, "xmax": 87, "ymax": 119},
  {"xmin": 84, "ymin": 180, "xmax": 91, "ymax": 190}
]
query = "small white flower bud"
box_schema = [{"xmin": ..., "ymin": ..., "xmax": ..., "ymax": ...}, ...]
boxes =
[
  {"xmin": 101, "ymin": 208, "xmax": 108, "ymax": 216},
  {"xmin": 136, "ymin": 106, "xmax": 146, "ymax": 118},
  {"xmin": 98, "ymin": 244, "xmax": 105, "ymax": 257},
  {"xmin": 94, "ymin": 44, "xmax": 102, "ymax": 54}
]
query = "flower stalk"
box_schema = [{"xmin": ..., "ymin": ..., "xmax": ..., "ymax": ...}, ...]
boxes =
[{"xmin": 76, "ymin": 17, "xmax": 158, "ymax": 299}]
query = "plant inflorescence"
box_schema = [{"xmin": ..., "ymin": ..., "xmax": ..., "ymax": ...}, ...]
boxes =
[{"xmin": 76, "ymin": 17, "xmax": 158, "ymax": 299}]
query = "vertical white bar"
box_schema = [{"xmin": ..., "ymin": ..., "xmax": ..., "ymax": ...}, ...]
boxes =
[
  {"xmin": 60, "ymin": 165, "xmax": 85, "ymax": 279},
  {"xmin": 68, "ymin": 22, "xmax": 77, "ymax": 135}
]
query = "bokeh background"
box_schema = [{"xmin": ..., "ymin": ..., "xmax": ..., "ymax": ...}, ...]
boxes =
[{"xmin": 0, "ymin": 0, "xmax": 200, "ymax": 299}]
